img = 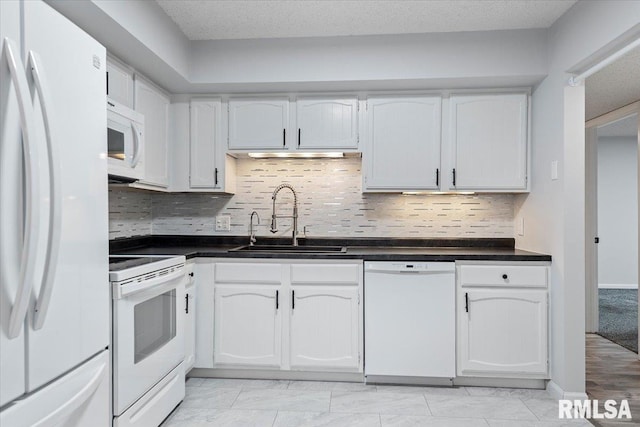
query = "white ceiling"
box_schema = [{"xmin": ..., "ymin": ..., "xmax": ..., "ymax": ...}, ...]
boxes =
[
  {"xmin": 154, "ymin": 0, "xmax": 638, "ymax": 121},
  {"xmin": 156, "ymin": 0, "xmax": 577, "ymax": 41},
  {"xmin": 586, "ymin": 46, "xmax": 640, "ymax": 121}
]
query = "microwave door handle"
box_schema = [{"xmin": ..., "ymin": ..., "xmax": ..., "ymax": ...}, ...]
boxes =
[
  {"xmin": 3, "ymin": 38, "xmax": 42, "ymax": 339},
  {"xmin": 28, "ymin": 51, "xmax": 61, "ymax": 331},
  {"xmin": 130, "ymin": 122, "xmax": 141, "ymax": 168}
]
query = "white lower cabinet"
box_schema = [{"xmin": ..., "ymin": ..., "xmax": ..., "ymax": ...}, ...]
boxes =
[
  {"xmin": 456, "ymin": 263, "xmax": 549, "ymax": 379},
  {"xmin": 211, "ymin": 260, "xmax": 363, "ymax": 373},
  {"xmin": 289, "ymin": 265, "xmax": 362, "ymax": 371},
  {"xmin": 184, "ymin": 262, "xmax": 196, "ymax": 372},
  {"xmin": 194, "ymin": 260, "xmax": 215, "ymax": 369},
  {"xmin": 214, "ymin": 285, "xmax": 283, "ymax": 367}
]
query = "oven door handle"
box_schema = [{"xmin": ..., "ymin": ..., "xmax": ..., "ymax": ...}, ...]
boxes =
[{"xmin": 114, "ymin": 268, "xmax": 184, "ymax": 299}]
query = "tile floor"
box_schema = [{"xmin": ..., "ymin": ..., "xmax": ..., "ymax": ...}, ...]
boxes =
[{"xmin": 162, "ymin": 378, "xmax": 595, "ymax": 427}]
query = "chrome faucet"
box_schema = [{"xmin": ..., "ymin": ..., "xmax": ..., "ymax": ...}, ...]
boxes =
[
  {"xmin": 249, "ymin": 211, "xmax": 260, "ymax": 246},
  {"xmin": 270, "ymin": 183, "xmax": 299, "ymax": 246}
]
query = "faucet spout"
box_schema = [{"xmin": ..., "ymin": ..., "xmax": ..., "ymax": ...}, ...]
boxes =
[
  {"xmin": 249, "ymin": 211, "xmax": 260, "ymax": 246},
  {"xmin": 270, "ymin": 183, "xmax": 299, "ymax": 246}
]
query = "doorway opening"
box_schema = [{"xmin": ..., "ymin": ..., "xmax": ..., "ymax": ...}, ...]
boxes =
[
  {"xmin": 594, "ymin": 113, "xmax": 638, "ymax": 353},
  {"xmin": 586, "ymin": 104, "xmax": 639, "ymax": 353}
]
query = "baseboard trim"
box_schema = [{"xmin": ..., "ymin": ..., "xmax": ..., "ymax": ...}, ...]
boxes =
[
  {"xmin": 598, "ymin": 283, "xmax": 638, "ymax": 289},
  {"xmin": 455, "ymin": 377, "xmax": 546, "ymax": 389},
  {"xmin": 189, "ymin": 368, "xmax": 364, "ymax": 382},
  {"xmin": 546, "ymin": 380, "xmax": 589, "ymax": 400}
]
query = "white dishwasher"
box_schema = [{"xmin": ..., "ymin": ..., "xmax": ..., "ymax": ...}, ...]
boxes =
[{"xmin": 365, "ymin": 262, "xmax": 455, "ymax": 382}]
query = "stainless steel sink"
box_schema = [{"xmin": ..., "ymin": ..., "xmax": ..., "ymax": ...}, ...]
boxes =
[{"xmin": 230, "ymin": 245, "xmax": 347, "ymax": 254}]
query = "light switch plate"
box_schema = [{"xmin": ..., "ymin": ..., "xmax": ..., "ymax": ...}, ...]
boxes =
[
  {"xmin": 551, "ymin": 160, "xmax": 559, "ymax": 180},
  {"xmin": 517, "ymin": 217, "xmax": 525, "ymax": 236},
  {"xmin": 215, "ymin": 215, "xmax": 231, "ymax": 231}
]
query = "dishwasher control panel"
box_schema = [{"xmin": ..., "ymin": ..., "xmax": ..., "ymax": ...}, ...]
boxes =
[{"xmin": 365, "ymin": 262, "xmax": 455, "ymax": 273}]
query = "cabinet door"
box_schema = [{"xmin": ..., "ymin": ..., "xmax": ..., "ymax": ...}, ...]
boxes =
[
  {"xmin": 228, "ymin": 99, "xmax": 289, "ymax": 150},
  {"xmin": 190, "ymin": 99, "xmax": 223, "ymax": 188},
  {"xmin": 106, "ymin": 58, "xmax": 133, "ymax": 108},
  {"xmin": 290, "ymin": 286, "xmax": 360, "ymax": 371},
  {"xmin": 449, "ymin": 94, "xmax": 528, "ymax": 190},
  {"xmin": 457, "ymin": 288, "xmax": 547, "ymax": 377},
  {"xmin": 135, "ymin": 78, "xmax": 169, "ymax": 187},
  {"xmin": 214, "ymin": 285, "xmax": 282, "ymax": 367},
  {"xmin": 184, "ymin": 266, "xmax": 196, "ymax": 372},
  {"xmin": 364, "ymin": 97, "xmax": 441, "ymax": 190},
  {"xmin": 194, "ymin": 261, "xmax": 214, "ymax": 369},
  {"xmin": 296, "ymin": 98, "xmax": 358, "ymax": 150}
]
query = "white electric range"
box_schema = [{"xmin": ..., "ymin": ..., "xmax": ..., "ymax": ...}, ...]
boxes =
[{"xmin": 109, "ymin": 255, "xmax": 187, "ymax": 427}]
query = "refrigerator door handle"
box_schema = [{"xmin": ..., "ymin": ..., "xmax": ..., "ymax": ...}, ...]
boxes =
[
  {"xmin": 31, "ymin": 363, "xmax": 106, "ymax": 427},
  {"xmin": 130, "ymin": 121, "xmax": 141, "ymax": 167},
  {"xmin": 29, "ymin": 51, "xmax": 61, "ymax": 331},
  {"xmin": 3, "ymin": 37, "xmax": 41, "ymax": 339}
]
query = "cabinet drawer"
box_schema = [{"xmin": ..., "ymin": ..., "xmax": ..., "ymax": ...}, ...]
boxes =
[
  {"xmin": 458, "ymin": 265, "xmax": 547, "ymax": 288},
  {"xmin": 215, "ymin": 263, "xmax": 282, "ymax": 284},
  {"xmin": 291, "ymin": 264, "xmax": 361, "ymax": 285}
]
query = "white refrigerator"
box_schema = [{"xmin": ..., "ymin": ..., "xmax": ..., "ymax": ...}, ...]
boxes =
[{"xmin": 1, "ymin": 0, "xmax": 110, "ymax": 425}]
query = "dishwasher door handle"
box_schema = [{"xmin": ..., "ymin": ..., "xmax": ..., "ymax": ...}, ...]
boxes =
[{"xmin": 366, "ymin": 269, "xmax": 454, "ymax": 274}]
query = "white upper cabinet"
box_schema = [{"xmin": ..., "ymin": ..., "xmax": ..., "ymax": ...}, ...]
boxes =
[
  {"xmin": 363, "ymin": 97, "xmax": 442, "ymax": 191},
  {"xmin": 134, "ymin": 77, "xmax": 169, "ymax": 187},
  {"xmin": 296, "ymin": 97, "xmax": 359, "ymax": 150},
  {"xmin": 448, "ymin": 93, "xmax": 528, "ymax": 191},
  {"xmin": 190, "ymin": 99, "xmax": 225, "ymax": 189},
  {"xmin": 106, "ymin": 57, "xmax": 134, "ymax": 108},
  {"xmin": 228, "ymin": 98, "xmax": 289, "ymax": 150}
]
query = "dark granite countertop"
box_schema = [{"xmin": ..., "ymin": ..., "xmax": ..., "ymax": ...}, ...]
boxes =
[{"xmin": 110, "ymin": 235, "xmax": 551, "ymax": 262}]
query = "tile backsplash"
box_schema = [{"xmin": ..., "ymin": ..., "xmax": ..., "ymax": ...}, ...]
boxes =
[
  {"xmin": 110, "ymin": 158, "xmax": 515, "ymax": 239},
  {"xmin": 108, "ymin": 188, "xmax": 153, "ymax": 239}
]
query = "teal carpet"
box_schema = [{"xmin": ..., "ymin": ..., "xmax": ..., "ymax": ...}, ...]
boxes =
[{"xmin": 599, "ymin": 289, "xmax": 638, "ymax": 353}]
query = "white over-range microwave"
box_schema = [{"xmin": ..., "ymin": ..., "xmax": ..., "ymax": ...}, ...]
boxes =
[{"xmin": 107, "ymin": 99, "xmax": 145, "ymax": 182}]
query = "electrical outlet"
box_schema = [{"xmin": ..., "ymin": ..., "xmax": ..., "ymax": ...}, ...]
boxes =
[{"xmin": 215, "ymin": 215, "xmax": 231, "ymax": 231}]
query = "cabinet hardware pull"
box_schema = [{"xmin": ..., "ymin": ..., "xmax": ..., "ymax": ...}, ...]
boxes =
[
  {"xmin": 106, "ymin": 71, "xmax": 109, "ymax": 95},
  {"xmin": 436, "ymin": 168, "xmax": 439, "ymax": 186},
  {"xmin": 298, "ymin": 128, "xmax": 301, "ymax": 147},
  {"xmin": 276, "ymin": 290, "xmax": 279, "ymax": 310},
  {"xmin": 214, "ymin": 168, "xmax": 219, "ymax": 186},
  {"xmin": 292, "ymin": 290, "xmax": 295, "ymax": 310},
  {"xmin": 502, "ymin": 274, "xmax": 508, "ymax": 280},
  {"xmin": 189, "ymin": 272, "xmax": 194, "ymax": 277},
  {"xmin": 185, "ymin": 293, "xmax": 189, "ymax": 314},
  {"xmin": 452, "ymin": 168, "xmax": 456, "ymax": 186},
  {"xmin": 283, "ymin": 129, "xmax": 286, "ymax": 147},
  {"xmin": 465, "ymin": 292, "xmax": 469, "ymax": 313}
]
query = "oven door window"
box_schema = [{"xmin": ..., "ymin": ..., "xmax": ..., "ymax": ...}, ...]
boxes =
[{"xmin": 134, "ymin": 289, "xmax": 176, "ymax": 364}]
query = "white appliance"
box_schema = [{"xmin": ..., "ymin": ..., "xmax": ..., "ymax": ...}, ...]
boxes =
[
  {"xmin": 110, "ymin": 255, "xmax": 186, "ymax": 427},
  {"xmin": 107, "ymin": 99, "xmax": 145, "ymax": 182},
  {"xmin": 365, "ymin": 262, "xmax": 456, "ymax": 383},
  {"xmin": 1, "ymin": 0, "xmax": 110, "ymax": 425}
]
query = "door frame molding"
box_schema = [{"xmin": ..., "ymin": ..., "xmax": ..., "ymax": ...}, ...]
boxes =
[{"xmin": 585, "ymin": 101, "xmax": 640, "ymax": 343}]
